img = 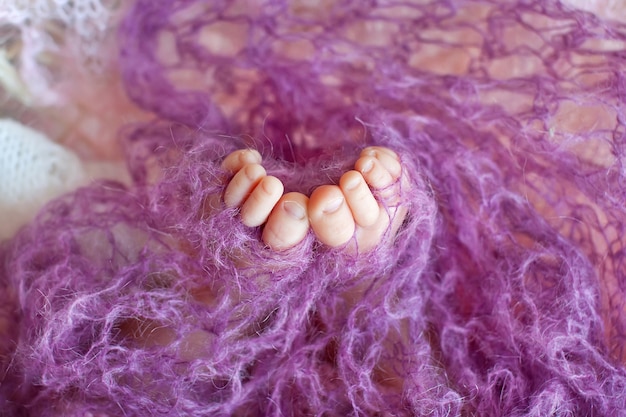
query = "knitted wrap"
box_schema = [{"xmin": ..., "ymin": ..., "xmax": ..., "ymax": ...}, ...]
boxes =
[{"xmin": 2, "ymin": 0, "xmax": 626, "ymax": 416}]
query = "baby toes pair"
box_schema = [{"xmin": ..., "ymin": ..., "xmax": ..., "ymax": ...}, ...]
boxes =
[{"xmin": 222, "ymin": 146, "xmax": 408, "ymax": 253}]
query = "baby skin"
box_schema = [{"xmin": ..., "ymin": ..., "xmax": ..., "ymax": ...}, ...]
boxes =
[{"xmin": 222, "ymin": 146, "xmax": 408, "ymax": 252}]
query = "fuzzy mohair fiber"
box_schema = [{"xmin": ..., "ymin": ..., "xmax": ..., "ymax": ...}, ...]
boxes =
[{"xmin": 2, "ymin": 0, "xmax": 626, "ymax": 416}]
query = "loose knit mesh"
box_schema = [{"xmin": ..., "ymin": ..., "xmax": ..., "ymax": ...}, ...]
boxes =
[{"xmin": 3, "ymin": 0, "xmax": 626, "ymax": 416}]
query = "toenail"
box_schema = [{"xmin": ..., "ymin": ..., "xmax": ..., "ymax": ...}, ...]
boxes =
[
  {"xmin": 239, "ymin": 152, "xmax": 251, "ymax": 164},
  {"xmin": 344, "ymin": 175, "xmax": 361, "ymax": 191},
  {"xmin": 240, "ymin": 150, "xmax": 260, "ymax": 164},
  {"xmin": 244, "ymin": 164, "xmax": 263, "ymax": 180},
  {"xmin": 323, "ymin": 196, "xmax": 344, "ymax": 214},
  {"xmin": 259, "ymin": 176, "xmax": 283, "ymax": 197},
  {"xmin": 283, "ymin": 201, "xmax": 306, "ymax": 220},
  {"xmin": 261, "ymin": 179, "xmax": 273, "ymax": 193},
  {"xmin": 363, "ymin": 149, "xmax": 377, "ymax": 157},
  {"xmin": 360, "ymin": 159, "xmax": 374, "ymax": 173}
]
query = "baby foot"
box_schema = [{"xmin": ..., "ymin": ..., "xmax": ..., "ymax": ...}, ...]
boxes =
[
  {"xmin": 221, "ymin": 149, "xmax": 310, "ymax": 251},
  {"xmin": 308, "ymin": 146, "xmax": 408, "ymax": 253}
]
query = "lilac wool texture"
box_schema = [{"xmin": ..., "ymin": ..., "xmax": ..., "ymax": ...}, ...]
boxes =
[{"xmin": 3, "ymin": 0, "xmax": 626, "ymax": 416}]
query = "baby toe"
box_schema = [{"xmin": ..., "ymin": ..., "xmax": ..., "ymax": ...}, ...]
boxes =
[
  {"xmin": 356, "ymin": 147, "xmax": 405, "ymax": 206},
  {"xmin": 339, "ymin": 170, "xmax": 380, "ymax": 227},
  {"xmin": 221, "ymin": 149, "xmax": 262, "ymax": 173},
  {"xmin": 262, "ymin": 192, "xmax": 310, "ymax": 251},
  {"xmin": 223, "ymin": 163, "xmax": 266, "ymax": 208},
  {"xmin": 360, "ymin": 146, "xmax": 402, "ymax": 179},
  {"xmin": 240, "ymin": 175, "xmax": 284, "ymax": 227},
  {"xmin": 355, "ymin": 155, "xmax": 395, "ymax": 191},
  {"xmin": 308, "ymin": 185, "xmax": 355, "ymax": 248}
]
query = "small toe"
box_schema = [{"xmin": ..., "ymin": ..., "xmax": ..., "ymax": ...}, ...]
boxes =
[
  {"xmin": 262, "ymin": 192, "xmax": 310, "ymax": 251},
  {"xmin": 348, "ymin": 146, "xmax": 408, "ymax": 253},
  {"xmin": 355, "ymin": 155, "xmax": 395, "ymax": 190},
  {"xmin": 361, "ymin": 147, "xmax": 402, "ymax": 177},
  {"xmin": 240, "ymin": 175, "xmax": 284, "ymax": 227},
  {"xmin": 309, "ymin": 185, "xmax": 355, "ymax": 247},
  {"xmin": 339, "ymin": 170, "xmax": 380, "ymax": 227},
  {"xmin": 221, "ymin": 149, "xmax": 263, "ymax": 173},
  {"xmin": 356, "ymin": 146, "xmax": 406, "ymax": 206},
  {"xmin": 223, "ymin": 163, "xmax": 266, "ymax": 207}
]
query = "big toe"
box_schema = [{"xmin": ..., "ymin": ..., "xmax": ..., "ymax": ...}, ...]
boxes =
[{"xmin": 262, "ymin": 192, "xmax": 310, "ymax": 251}]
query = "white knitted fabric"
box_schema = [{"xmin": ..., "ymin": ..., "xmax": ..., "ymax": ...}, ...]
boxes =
[
  {"xmin": 1, "ymin": 0, "xmax": 116, "ymax": 53},
  {"xmin": 0, "ymin": 119, "xmax": 86, "ymax": 239},
  {"xmin": 0, "ymin": 0, "xmax": 123, "ymax": 105},
  {"xmin": 2, "ymin": 0, "xmax": 112, "ymax": 29}
]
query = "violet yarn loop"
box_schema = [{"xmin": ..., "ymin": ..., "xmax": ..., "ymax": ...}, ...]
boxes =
[{"xmin": 2, "ymin": 0, "xmax": 626, "ymax": 416}]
